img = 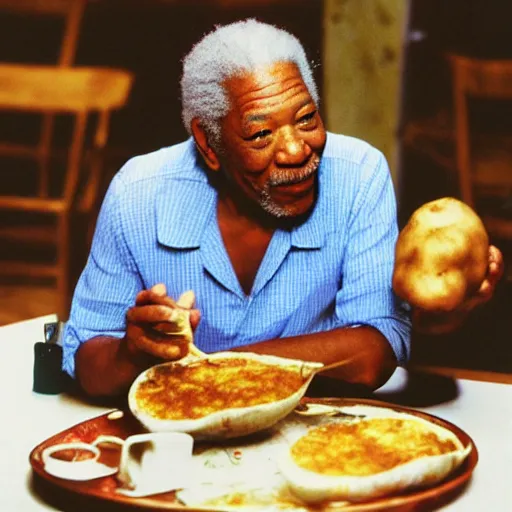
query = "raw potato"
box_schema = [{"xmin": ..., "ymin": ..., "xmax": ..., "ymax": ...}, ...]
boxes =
[{"xmin": 393, "ymin": 197, "xmax": 489, "ymax": 311}]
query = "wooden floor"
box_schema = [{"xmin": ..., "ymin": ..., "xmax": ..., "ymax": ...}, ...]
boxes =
[{"xmin": 0, "ymin": 283, "xmax": 58, "ymax": 326}]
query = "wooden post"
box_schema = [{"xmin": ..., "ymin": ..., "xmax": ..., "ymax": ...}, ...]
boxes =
[{"xmin": 323, "ymin": 0, "xmax": 407, "ymax": 183}]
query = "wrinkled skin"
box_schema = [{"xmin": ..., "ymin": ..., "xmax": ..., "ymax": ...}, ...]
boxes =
[{"xmin": 216, "ymin": 61, "xmax": 327, "ymax": 220}]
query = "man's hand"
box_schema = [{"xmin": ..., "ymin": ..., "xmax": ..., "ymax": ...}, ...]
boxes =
[
  {"xmin": 460, "ymin": 245, "xmax": 504, "ymax": 310},
  {"xmin": 125, "ymin": 283, "xmax": 201, "ymax": 360},
  {"xmin": 412, "ymin": 245, "xmax": 504, "ymax": 334},
  {"xmin": 75, "ymin": 284, "xmax": 201, "ymax": 397}
]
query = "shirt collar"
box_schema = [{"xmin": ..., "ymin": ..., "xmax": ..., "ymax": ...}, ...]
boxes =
[
  {"xmin": 289, "ymin": 156, "xmax": 328, "ymax": 249},
  {"xmin": 156, "ymin": 144, "xmax": 216, "ymax": 249},
  {"xmin": 289, "ymin": 200, "xmax": 326, "ymax": 248},
  {"xmin": 156, "ymin": 141, "xmax": 327, "ymax": 250}
]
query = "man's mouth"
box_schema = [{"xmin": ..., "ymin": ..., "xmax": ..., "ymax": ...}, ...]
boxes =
[
  {"xmin": 272, "ymin": 173, "xmax": 316, "ymax": 198},
  {"xmin": 269, "ymin": 154, "xmax": 320, "ymax": 192}
]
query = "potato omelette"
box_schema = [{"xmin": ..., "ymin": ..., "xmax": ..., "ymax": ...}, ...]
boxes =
[
  {"xmin": 290, "ymin": 417, "xmax": 459, "ymax": 476},
  {"xmin": 134, "ymin": 357, "xmax": 307, "ymax": 420}
]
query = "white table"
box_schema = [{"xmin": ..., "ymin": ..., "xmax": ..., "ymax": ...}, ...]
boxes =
[{"xmin": 1, "ymin": 315, "xmax": 511, "ymax": 511}]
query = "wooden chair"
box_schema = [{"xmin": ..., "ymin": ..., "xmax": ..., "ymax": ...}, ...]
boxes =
[
  {"xmin": 0, "ymin": 64, "xmax": 134, "ymax": 319},
  {"xmin": 449, "ymin": 53, "xmax": 512, "ymax": 241},
  {"xmin": 0, "ymin": 0, "xmax": 87, "ymax": 197},
  {"xmin": 0, "ymin": 0, "xmax": 86, "ymax": 66}
]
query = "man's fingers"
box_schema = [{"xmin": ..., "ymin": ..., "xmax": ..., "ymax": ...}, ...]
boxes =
[
  {"xmin": 189, "ymin": 309, "xmax": 201, "ymax": 330},
  {"xmin": 176, "ymin": 290, "xmax": 195, "ymax": 309},
  {"xmin": 148, "ymin": 292, "xmax": 177, "ymax": 308},
  {"xmin": 153, "ymin": 322, "xmax": 186, "ymax": 335},
  {"xmin": 135, "ymin": 289, "xmax": 150, "ymax": 306},
  {"xmin": 135, "ymin": 286, "xmax": 197, "ymax": 311},
  {"xmin": 153, "ymin": 308, "xmax": 200, "ymax": 332},
  {"xmin": 133, "ymin": 287, "xmax": 198, "ymax": 335},
  {"xmin": 127, "ymin": 305, "xmax": 181, "ymax": 324},
  {"xmin": 468, "ymin": 245, "xmax": 504, "ymax": 310},
  {"xmin": 126, "ymin": 322, "xmax": 191, "ymax": 360},
  {"xmin": 151, "ymin": 283, "xmax": 167, "ymax": 296},
  {"xmin": 135, "ymin": 289, "xmax": 159, "ymax": 306},
  {"xmin": 132, "ymin": 334, "xmax": 184, "ymax": 360},
  {"xmin": 489, "ymin": 245, "xmax": 502, "ymax": 263},
  {"xmin": 488, "ymin": 245, "xmax": 504, "ymax": 281},
  {"xmin": 135, "ymin": 289, "xmax": 177, "ymax": 307},
  {"xmin": 477, "ymin": 279, "xmax": 492, "ymax": 298}
]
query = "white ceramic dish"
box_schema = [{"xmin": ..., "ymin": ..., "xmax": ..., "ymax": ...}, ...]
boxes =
[
  {"xmin": 278, "ymin": 406, "xmax": 472, "ymax": 504},
  {"xmin": 128, "ymin": 351, "xmax": 323, "ymax": 440}
]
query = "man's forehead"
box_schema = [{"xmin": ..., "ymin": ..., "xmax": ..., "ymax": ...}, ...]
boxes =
[
  {"xmin": 244, "ymin": 97, "xmax": 314, "ymax": 123},
  {"xmin": 224, "ymin": 62, "xmax": 301, "ymax": 95},
  {"xmin": 223, "ymin": 62, "xmax": 313, "ymax": 118}
]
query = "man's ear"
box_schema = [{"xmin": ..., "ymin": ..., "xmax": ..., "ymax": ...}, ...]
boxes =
[{"xmin": 191, "ymin": 118, "xmax": 220, "ymax": 171}]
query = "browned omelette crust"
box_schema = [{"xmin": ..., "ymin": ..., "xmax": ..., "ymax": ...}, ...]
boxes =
[
  {"xmin": 134, "ymin": 358, "xmax": 307, "ymax": 420},
  {"xmin": 290, "ymin": 418, "xmax": 459, "ymax": 476}
]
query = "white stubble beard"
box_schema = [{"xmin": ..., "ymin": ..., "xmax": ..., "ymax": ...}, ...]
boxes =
[{"xmin": 259, "ymin": 154, "xmax": 321, "ymax": 218}]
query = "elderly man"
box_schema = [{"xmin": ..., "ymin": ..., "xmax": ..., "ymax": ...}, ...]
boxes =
[{"xmin": 63, "ymin": 19, "xmax": 501, "ymax": 398}]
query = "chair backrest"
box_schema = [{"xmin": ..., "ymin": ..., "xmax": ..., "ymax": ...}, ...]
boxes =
[
  {"xmin": 0, "ymin": 0, "xmax": 86, "ymax": 66},
  {"xmin": 449, "ymin": 54, "xmax": 512, "ymax": 206},
  {"xmin": 0, "ymin": 64, "xmax": 134, "ymax": 207},
  {"xmin": 0, "ymin": 64, "xmax": 133, "ymax": 112}
]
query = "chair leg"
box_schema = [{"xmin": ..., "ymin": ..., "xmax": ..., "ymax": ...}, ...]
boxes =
[{"xmin": 37, "ymin": 114, "xmax": 55, "ymax": 197}]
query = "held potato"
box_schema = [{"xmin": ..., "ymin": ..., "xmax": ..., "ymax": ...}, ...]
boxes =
[{"xmin": 393, "ymin": 197, "xmax": 489, "ymax": 312}]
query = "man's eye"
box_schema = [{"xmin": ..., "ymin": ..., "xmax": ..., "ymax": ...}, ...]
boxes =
[
  {"xmin": 298, "ymin": 111, "xmax": 317, "ymax": 124},
  {"xmin": 246, "ymin": 129, "xmax": 271, "ymax": 141}
]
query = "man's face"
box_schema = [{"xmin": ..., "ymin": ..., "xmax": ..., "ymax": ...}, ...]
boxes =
[{"xmin": 216, "ymin": 61, "xmax": 327, "ymax": 219}]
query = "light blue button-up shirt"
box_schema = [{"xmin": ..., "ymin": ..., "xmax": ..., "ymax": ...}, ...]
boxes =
[{"xmin": 62, "ymin": 132, "xmax": 411, "ymax": 377}]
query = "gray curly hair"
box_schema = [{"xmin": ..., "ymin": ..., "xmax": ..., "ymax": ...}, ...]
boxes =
[{"xmin": 180, "ymin": 19, "xmax": 319, "ymax": 149}]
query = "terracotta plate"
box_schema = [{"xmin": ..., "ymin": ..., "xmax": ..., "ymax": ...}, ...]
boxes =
[{"xmin": 29, "ymin": 398, "xmax": 478, "ymax": 511}]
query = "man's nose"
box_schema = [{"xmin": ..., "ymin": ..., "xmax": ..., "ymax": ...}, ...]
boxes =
[{"xmin": 275, "ymin": 127, "xmax": 311, "ymax": 165}]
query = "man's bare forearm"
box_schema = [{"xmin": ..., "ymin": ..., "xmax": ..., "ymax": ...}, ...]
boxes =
[
  {"xmin": 76, "ymin": 326, "xmax": 396, "ymax": 397},
  {"xmin": 232, "ymin": 326, "xmax": 397, "ymax": 390},
  {"xmin": 75, "ymin": 336, "xmax": 157, "ymax": 398}
]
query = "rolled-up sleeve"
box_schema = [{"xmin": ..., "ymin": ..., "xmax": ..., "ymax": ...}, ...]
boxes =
[
  {"xmin": 334, "ymin": 152, "xmax": 411, "ymax": 364},
  {"xmin": 62, "ymin": 170, "xmax": 143, "ymax": 378}
]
